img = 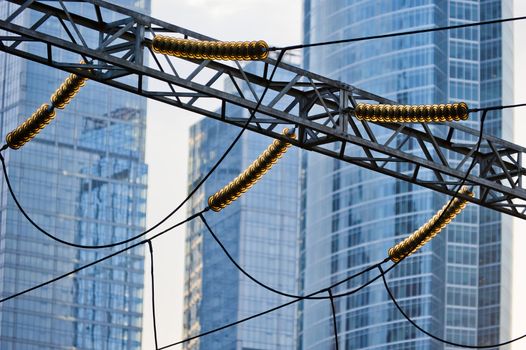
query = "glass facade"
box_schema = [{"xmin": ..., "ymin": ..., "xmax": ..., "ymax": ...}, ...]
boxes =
[
  {"xmin": 184, "ymin": 60, "xmax": 300, "ymax": 350},
  {"xmin": 0, "ymin": 1, "xmax": 149, "ymax": 349},
  {"xmin": 299, "ymin": 1, "xmax": 512, "ymax": 349}
]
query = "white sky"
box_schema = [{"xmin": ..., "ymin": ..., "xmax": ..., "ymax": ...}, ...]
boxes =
[{"xmin": 143, "ymin": 1, "xmax": 526, "ymax": 349}]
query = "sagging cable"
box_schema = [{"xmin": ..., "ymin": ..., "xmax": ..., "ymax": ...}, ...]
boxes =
[
  {"xmin": 207, "ymin": 128, "xmax": 295, "ymax": 212},
  {"xmin": 388, "ymin": 186, "xmax": 473, "ymax": 262}
]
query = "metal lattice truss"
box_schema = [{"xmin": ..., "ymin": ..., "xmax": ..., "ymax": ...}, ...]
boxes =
[{"xmin": 1, "ymin": 0, "xmax": 526, "ymax": 218}]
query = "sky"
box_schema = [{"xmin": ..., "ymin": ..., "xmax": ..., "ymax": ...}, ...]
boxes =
[{"xmin": 143, "ymin": 1, "xmax": 526, "ymax": 349}]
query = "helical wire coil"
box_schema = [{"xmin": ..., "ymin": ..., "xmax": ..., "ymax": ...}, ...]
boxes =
[
  {"xmin": 152, "ymin": 36, "xmax": 269, "ymax": 61},
  {"xmin": 50, "ymin": 71, "xmax": 88, "ymax": 109},
  {"xmin": 355, "ymin": 102, "xmax": 469, "ymax": 123},
  {"xmin": 208, "ymin": 128, "xmax": 295, "ymax": 212},
  {"xmin": 6, "ymin": 104, "xmax": 56, "ymax": 150},
  {"xmin": 388, "ymin": 186, "xmax": 473, "ymax": 262},
  {"xmin": 5, "ymin": 63, "xmax": 88, "ymax": 150}
]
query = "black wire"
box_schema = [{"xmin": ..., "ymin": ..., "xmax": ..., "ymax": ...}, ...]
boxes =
[
  {"xmin": 375, "ymin": 109, "xmax": 526, "ymax": 349},
  {"xmin": 148, "ymin": 240, "xmax": 160, "ymax": 350},
  {"xmin": 0, "ymin": 209, "xmax": 204, "ymax": 305},
  {"xmin": 158, "ymin": 294, "xmax": 299, "ymax": 350},
  {"xmin": 379, "ymin": 265, "xmax": 526, "ymax": 348},
  {"xmin": 0, "ymin": 51, "xmax": 288, "ymax": 249},
  {"xmin": 468, "ymin": 102, "xmax": 526, "ymax": 113},
  {"xmin": 160, "ymin": 253, "xmax": 391, "ymax": 349},
  {"xmin": 273, "ymin": 16, "xmax": 526, "ymax": 51},
  {"xmin": 328, "ymin": 288, "xmax": 339, "ymax": 350},
  {"xmin": 200, "ymin": 213, "xmax": 389, "ymax": 300}
]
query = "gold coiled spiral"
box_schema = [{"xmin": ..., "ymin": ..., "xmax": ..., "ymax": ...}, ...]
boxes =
[
  {"xmin": 208, "ymin": 128, "xmax": 295, "ymax": 212},
  {"xmin": 50, "ymin": 71, "xmax": 88, "ymax": 109},
  {"xmin": 6, "ymin": 104, "xmax": 56, "ymax": 150},
  {"xmin": 388, "ymin": 186, "xmax": 473, "ymax": 262},
  {"xmin": 354, "ymin": 102, "xmax": 469, "ymax": 123},
  {"xmin": 5, "ymin": 63, "xmax": 88, "ymax": 150},
  {"xmin": 152, "ymin": 36, "xmax": 269, "ymax": 61}
]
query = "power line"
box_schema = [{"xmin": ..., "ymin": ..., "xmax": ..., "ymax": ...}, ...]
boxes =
[
  {"xmin": 328, "ymin": 288, "xmax": 339, "ymax": 350},
  {"xmin": 159, "ymin": 252, "xmax": 392, "ymax": 349},
  {"xmin": 148, "ymin": 240, "xmax": 160, "ymax": 350},
  {"xmin": 273, "ymin": 16, "xmax": 526, "ymax": 51},
  {"xmin": 200, "ymin": 212, "xmax": 388, "ymax": 300},
  {"xmin": 0, "ymin": 210, "xmax": 205, "ymax": 305},
  {"xmin": 172, "ymin": 176, "xmax": 489, "ymax": 348},
  {"xmin": 468, "ymin": 102, "xmax": 526, "ymax": 113},
  {"xmin": 380, "ymin": 264, "xmax": 526, "ymax": 348}
]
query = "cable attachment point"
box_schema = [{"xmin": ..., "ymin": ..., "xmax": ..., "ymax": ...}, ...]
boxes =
[
  {"xmin": 152, "ymin": 36, "xmax": 269, "ymax": 61},
  {"xmin": 208, "ymin": 128, "xmax": 295, "ymax": 212},
  {"xmin": 355, "ymin": 102, "xmax": 469, "ymax": 123},
  {"xmin": 388, "ymin": 186, "xmax": 473, "ymax": 262}
]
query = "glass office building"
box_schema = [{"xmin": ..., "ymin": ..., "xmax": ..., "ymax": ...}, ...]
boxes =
[
  {"xmin": 0, "ymin": 1, "xmax": 149, "ymax": 349},
  {"xmin": 183, "ymin": 60, "xmax": 300, "ymax": 350},
  {"xmin": 299, "ymin": 1, "xmax": 513, "ymax": 349}
]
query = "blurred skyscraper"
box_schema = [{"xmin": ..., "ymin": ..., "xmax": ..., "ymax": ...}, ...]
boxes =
[
  {"xmin": 299, "ymin": 1, "xmax": 513, "ymax": 349},
  {"xmin": 0, "ymin": 1, "xmax": 149, "ymax": 349},
  {"xmin": 183, "ymin": 58, "xmax": 300, "ymax": 350}
]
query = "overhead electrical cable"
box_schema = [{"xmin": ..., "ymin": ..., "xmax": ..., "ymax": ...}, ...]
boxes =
[
  {"xmin": 159, "ymin": 252, "xmax": 394, "ymax": 349},
  {"xmin": 380, "ymin": 264, "xmax": 526, "ymax": 348},
  {"xmin": 148, "ymin": 241, "xmax": 160, "ymax": 350},
  {"xmin": 328, "ymin": 288, "xmax": 340, "ymax": 350},
  {"xmin": 192, "ymin": 155, "xmax": 480, "ymax": 348},
  {"xmin": 272, "ymin": 15, "xmax": 526, "ymax": 51},
  {"xmin": 200, "ymin": 213, "xmax": 389, "ymax": 300},
  {"xmin": 0, "ymin": 208, "xmax": 394, "ymax": 349},
  {"xmin": 0, "ymin": 210, "xmax": 204, "ymax": 305},
  {"xmin": 468, "ymin": 102, "xmax": 526, "ymax": 113},
  {"xmin": 183, "ymin": 108, "xmax": 526, "ymax": 349}
]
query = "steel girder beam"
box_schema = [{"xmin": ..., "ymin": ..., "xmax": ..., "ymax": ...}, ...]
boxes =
[{"xmin": 1, "ymin": 0, "xmax": 526, "ymax": 218}]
